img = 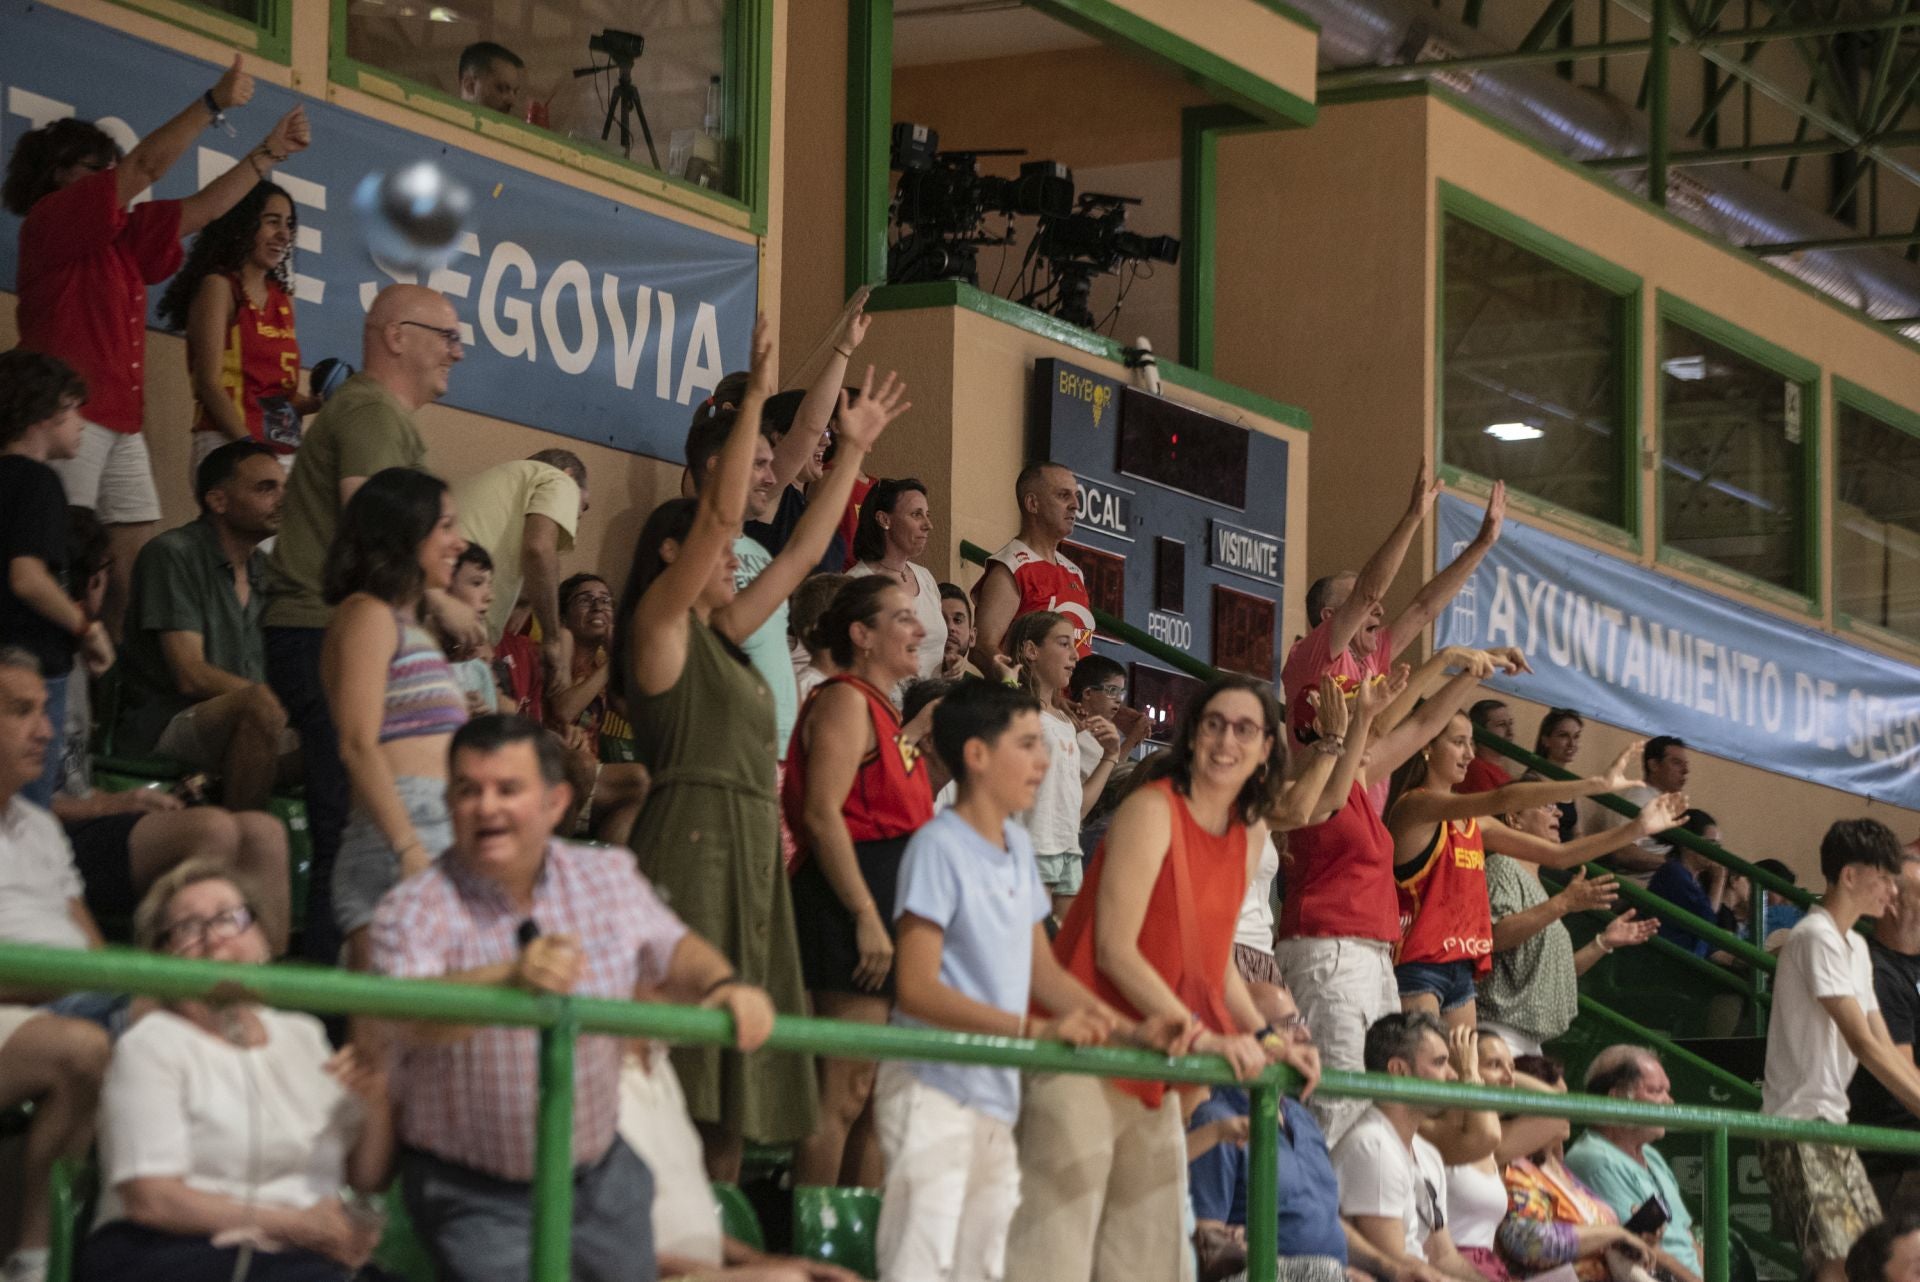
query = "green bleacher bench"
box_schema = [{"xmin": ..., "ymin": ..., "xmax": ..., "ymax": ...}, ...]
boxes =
[{"xmin": 792, "ymin": 1185, "xmax": 880, "ymax": 1280}]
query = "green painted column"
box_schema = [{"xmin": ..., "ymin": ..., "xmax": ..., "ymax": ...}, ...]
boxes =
[
  {"xmin": 1648, "ymin": 0, "xmax": 1671, "ymax": 206},
  {"xmin": 530, "ymin": 1015, "xmax": 579, "ymax": 1282},
  {"xmin": 1704, "ymin": 1127, "xmax": 1729, "ymax": 1282},
  {"xmin": 1246, "ymin": 1083, "xmax": 1280, "ymax": 1282}
]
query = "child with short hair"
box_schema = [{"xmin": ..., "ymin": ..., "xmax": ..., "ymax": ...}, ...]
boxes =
[
  {"xmin": 878, "ymin": 678, "xmax": 1125, "ymax": 1282},
  {"xmin": 442, "ymin": 543, "xmax": 502, "ymax": 715}
]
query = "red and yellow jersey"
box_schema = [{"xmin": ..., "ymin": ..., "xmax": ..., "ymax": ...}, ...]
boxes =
[
  {"xmin": 782, "ymin": 674, "xmax": 934, "ymax": 862},
  {"xmin": 1395, "ymin": 813, "xmax": 1493, "ymax": 974},
  {"xmin": 193, "ymin": 274, "xmax": 301, "ymax": 451},
  {"xmin": 985, "ymin": 538, "xmax": 1096, "ymax": 657}
]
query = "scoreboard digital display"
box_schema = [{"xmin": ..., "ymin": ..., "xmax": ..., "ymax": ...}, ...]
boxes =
[{"xmin": 1036, "ymin": 359, "xmax": 1290, "ymax": 723}]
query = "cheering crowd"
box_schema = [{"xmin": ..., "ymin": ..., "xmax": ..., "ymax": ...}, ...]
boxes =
[{"xmin": 8, "ymin": 51, "xmax": 1920, "ymax": 1282}]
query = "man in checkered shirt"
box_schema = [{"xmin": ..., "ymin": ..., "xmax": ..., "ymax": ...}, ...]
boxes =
[{"xmin": 370, "ymin": 715, "xmax": 775, "ymax": 1282}]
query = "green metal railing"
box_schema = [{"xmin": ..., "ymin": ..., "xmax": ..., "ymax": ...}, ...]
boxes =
[{"xmin": 11, "ymin": 938, "xmax": 1920, "ymax": 1282}]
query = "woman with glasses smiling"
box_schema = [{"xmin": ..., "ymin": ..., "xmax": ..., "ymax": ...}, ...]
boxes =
[
  {"xmin": 1003, "ymin": 674, "xmax": 1319, "ymax": 1282},
  {"xmin": 78, "ymin": 859, "xmax": 394, "ymax": 1282}
]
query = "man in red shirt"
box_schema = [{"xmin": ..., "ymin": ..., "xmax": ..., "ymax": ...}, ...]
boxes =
[
  {"xmin": 972, "ymin": 460, "xmax": 1095, "ymax": 671},
  {"xmin": 4, "ymin": 54, "xmax": 309, "ymax": 634},
  {"xmin": 1280, "ymin": 465, "xmax": 1517, "ymax": 761}
]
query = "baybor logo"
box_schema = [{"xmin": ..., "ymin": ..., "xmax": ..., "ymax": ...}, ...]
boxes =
[{"xmin": 1058, "ymin": 368, "xmax": 1114, "ymax": 428}]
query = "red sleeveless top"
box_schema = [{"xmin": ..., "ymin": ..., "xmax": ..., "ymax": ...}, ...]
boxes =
[
  {"xmin": 984, "ymin": 538, "xmax": 1096, "ymax": 657},
  {"xmin": 781, "ymin": 674, "xmax": 934, "ymax": 866},
  {"xmin": 1053, "ymin": 777, "xmax": 1248, "ymax": 1108},
  {"xmin": 1279, "ymin": 780, "xmax": 1400, "ymax": 943},
  {"xmin": 193, "ymin": 274, "xmax": 302, "ymax": 451},
  {"xmin": 1394, "ymin": 812, "xmax": 1493, "ymax": 974}
]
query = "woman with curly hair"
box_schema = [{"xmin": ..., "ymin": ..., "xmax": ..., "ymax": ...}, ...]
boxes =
[{"xmin": 157, "ymin": 181, "xmax": 317, "ymax": 477}]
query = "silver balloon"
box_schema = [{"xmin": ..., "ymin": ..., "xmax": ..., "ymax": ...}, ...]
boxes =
[{"xmin": 354, "ymin": 161, "xmax": 474, "ymax": 273}]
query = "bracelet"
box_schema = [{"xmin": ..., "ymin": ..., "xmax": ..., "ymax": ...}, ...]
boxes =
[
  {"xmin": 1311, "ymin": 735, "xmax": 1344, "ymax": 758},
  {"xmin": 833, "ymin": 345, "xmax": 853, "ymax": 359},
  {"xmin": 702, "ymin": 973, "xmax": 741, "ymax": 998},
  {"xmin": 202, "ymin": 89, "xmax": 223, "ymax": 120},
  {"xmin": 1592, "ymin": 936, "xmax": 1614, "ymax": 954}
]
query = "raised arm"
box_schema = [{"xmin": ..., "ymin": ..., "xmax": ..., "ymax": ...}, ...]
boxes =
[
  {"xmin": 1364, "ymin": 659, "xmax": 1493, "ymax": 785},
  {"xmin": 1392, "ymin": 741, "xmax": 1647, "ymax": 829},
  {"xmin": 716, "ymin": 366, "xmax": 908, "ymax": 643},
  {"xmin": 116, "ymin": 57, "xmax": 253, "ymax": 207},
  {"xmin": 1387, "ymin": 481, "xmax": 1508, "ymax": 659},
  {"xmin": 1330, "ymin": 464, "xmax": 1437, "ymax": 657},
  {"xmin": 768, "ymin": 294, "xmax": 868, "ymax": 491},
  {"xmin": 1483, "ymin": 792, "xmax": 1688, "ymax": 870},
  {"xmin": 628, "ymin": 317, "xmax": 772, "ymax": 697},
  {"xmin": 178, "ymin": 107, "xmax": 311, "ymax": 238}
]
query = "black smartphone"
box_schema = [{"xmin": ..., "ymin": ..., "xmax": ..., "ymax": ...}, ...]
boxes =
[{"xmin": 1624, "ymin": 1194, "xmax": 1670, "ymax": 1236}]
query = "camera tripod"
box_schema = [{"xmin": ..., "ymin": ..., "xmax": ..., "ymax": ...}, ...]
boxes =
[{"xmin": 574, "ymin": 57, "xmax": 660, "ymax": 169}]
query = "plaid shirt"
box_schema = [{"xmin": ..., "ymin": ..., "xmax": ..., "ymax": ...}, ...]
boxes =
[{"xmin": 370, "ymin": 839, "xmax": 687, "ymax": 1180}]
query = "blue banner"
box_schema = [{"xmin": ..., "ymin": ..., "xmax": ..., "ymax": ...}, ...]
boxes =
[
  {"xmin": 0, "ymin": 0, "xmax": 757, "ymax": 462},
  {"xmin": 1433, "ymin": 494, "xmax": 1920, "ymax": 809}
]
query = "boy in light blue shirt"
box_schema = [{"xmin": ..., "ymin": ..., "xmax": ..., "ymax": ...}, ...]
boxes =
[{"xmin": 877, "ymin": 679, "xmax": 1119, "ymax": 1282}]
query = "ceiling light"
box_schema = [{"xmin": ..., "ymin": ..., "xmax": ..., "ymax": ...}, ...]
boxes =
[
  {"xmin": 1484, "ymin": 422, "xmax": 1543, "ymax": 442},
  {"xmin": 1662, "ymin": 355, "xmax": 1708, "ymax": 381}
]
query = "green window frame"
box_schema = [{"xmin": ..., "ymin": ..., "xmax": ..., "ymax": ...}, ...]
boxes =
[
  {"xmin": 1654, "ymin": 291, "xmax": 1822, "ymax": 612},
  {"xmin": 1832, "ymin": 376, "xmax": 1920, "ymax": 654},
  {"xmin": 328, "ymin": 0, "xmax": 774, "ymax": 234},
  {"xmin": 109, "ymin": 0, "xmax": 291, "ymax": 63},
  {"xmin": 1434, "ymin": 183, "xmax": 1644, "ymax": 550}
]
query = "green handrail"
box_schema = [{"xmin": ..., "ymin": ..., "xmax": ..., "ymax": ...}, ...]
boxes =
[{"xmin": 10, "ymin": 940, "xmax": 1920, "ymax": 1282}]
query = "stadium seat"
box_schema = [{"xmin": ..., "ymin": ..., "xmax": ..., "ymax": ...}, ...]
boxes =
[
  {"xmin": 792, "ymin": 1184, "xmax": 880, "ymax": 1279},
  {"xmin": 712, "ymin": 1180, "xmax": 764, "ymax": 1251}
]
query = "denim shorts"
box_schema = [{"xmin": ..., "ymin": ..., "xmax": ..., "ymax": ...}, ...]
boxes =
[
  {"xmin": 334, "ymin": 774, "xmax": 451, "ymax": 936},
  {"xmin": 1394, "ymin": 958, "xmax": 1479, "ymax": 1012}
]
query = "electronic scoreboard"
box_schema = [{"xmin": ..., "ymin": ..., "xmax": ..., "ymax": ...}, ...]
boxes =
[{"xmin": 1033, "ymin": 358, "xmax": 1290, "ymax": 741}]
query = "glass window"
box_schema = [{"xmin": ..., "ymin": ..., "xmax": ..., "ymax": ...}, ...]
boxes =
[
  {"xmin": 1836, "ymin": 398, "xmax": 1920, "ymax": 644},
  {"xmin": 1658, "ymin": 319, "xmax": 1810, "ymax": 594},
  {"xmin": 342, "ymin": 0, "xmax": 741, "ymax": 199},
  {"xmin": 1440, "ymin": 214, "xmax": 1631, "ymax": 530}
]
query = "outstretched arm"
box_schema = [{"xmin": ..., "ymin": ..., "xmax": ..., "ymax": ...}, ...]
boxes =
[
  {"xmin": 1329, "ymin": 463, "xmax": 1438, "ymax": 657},
  {"xmin": 1482, "ymin": 792, "xmax": 1688, "ymax": 870},
  {"xmin": 769, "ymin": 294, "xmax": 868, "ymax": 491},
  {"xmin": 1387, "ymin": 481, "xmax": 1508, "ymax": 658}
]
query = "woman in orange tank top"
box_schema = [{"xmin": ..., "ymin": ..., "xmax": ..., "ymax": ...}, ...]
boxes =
[
  {"xmin": 1004, "ymin": 675, "xmax": 1318, "ymax": 1282},
  {"xmin": 1385, "ymin": 712, "xmax": 1689, "ymax": 1032}
]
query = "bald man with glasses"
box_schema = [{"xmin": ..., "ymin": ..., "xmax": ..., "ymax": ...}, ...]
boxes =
[{"xmin": 262, "ymin": 283, "xmax": 484, "ymax": 962}]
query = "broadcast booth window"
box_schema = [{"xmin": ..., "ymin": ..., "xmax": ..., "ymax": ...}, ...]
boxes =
[
  {"xmin": 342, "ymin": 0, "xmax": 742, "ymax": 199},
  {"xmin": 1439, "ymin": 212, "xmax": 1633, "ymax": 533},
  {"xmin": 1835, "ymin": 395, "xmax": 1920, "ymax": 646},
  {"xmin": 1658, "ymin": 317, "xmax": 1812, "ymax": 596}
]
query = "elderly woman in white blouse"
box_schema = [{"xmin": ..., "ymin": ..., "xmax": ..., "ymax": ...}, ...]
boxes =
[{"xmin": 78, "ymin": 860, "xmax": 394, "ymax": 1282}]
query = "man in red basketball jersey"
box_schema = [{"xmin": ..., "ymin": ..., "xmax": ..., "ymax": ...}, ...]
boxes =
[{"xmin": 973, "ymin": 461, "xmax": 1096, "ymax": 671}]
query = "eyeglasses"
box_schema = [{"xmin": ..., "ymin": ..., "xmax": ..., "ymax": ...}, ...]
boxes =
[
  {"xmin": 567, "ymin": 592, "xmax": 615, "ymax": 611},
  {"xmin": 1197, "ymin": 712, "xmax": 1270, "ymax": 744},
  {"xmin": 163, "ymin": 904, "xmax": 255, "ymax": 954},
  {"xmin": 399, "ymin": 320, "xmax": 464, "ymax": 349},
  {"xmin": 1091, "ymin": 683, "xmax": 1127, "ymax": 699},
  {"xmin": 1417, "ymin": 1176, "xmax": 1446, "ymax": 1234}
]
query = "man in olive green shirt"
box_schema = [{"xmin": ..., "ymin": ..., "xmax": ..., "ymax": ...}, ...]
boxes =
[
  {"xmin": 119, "ymin": 441, "xmax": 287, "ymax": 811},
  {"xmin": 262, "ymin": 283, "xmax": 464, "ymax": 961}
]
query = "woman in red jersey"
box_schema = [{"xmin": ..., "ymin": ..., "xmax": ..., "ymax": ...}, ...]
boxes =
[
  {"xmin": 1386, "ymin": 720, "xmax": 1688, "ymax": 1031},
  {"xmin": 784, "ymin": 575, "xmax": 936, "ymax": 1186}
]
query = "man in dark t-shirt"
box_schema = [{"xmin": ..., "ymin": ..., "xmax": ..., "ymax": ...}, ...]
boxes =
[
  {"xmin": 0, "ymin": 351, "xmax": 114, "ymax": 806},
  {"xmin": 1853, "ymin": 849, "xmax": 1920, "ymax": 1218}
]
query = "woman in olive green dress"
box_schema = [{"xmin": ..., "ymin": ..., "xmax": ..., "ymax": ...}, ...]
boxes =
[{"xmin": 614, "ymin": 316, "xmax": 909, "ymax": 1179}]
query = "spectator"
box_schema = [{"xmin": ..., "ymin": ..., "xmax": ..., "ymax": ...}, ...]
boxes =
[
  {"xmin": 451, "ymin": 448, "xmax": 586, "ymax": 660},
  {"xmin": 1580, "ymin": 734, "xmax": 1690, "ymax": 883},
  {"xmin": 56, "ymin": 510, "xmax": 291, "ymax": 952},
  {"xmin": 370, "ymin": 715, "xmax": 778, "ymax": 1282},
  {"xmin": 490, "ymin": 596, "xmax": 547, "ymax": 724},
  {"xmin": 1067, "ymin": 653, "xmax": 1148, "ymax": 865},
  {"xmin": 1386, "ymin": 717, "xmax": 1684, "ymax": 1030},
  {"xmin": 156, "ymin": 182, "xmax": 315, "ymax": 476},
  {"xmin": 117, "ymin": 440, "xmax": 290, "ymax": 810},
  {"xmin": 613, "ymin": 325, "xmax": 905, "ymax": 1180},
  {"xmin": 1755, "ymin": 856, "xmax": 1809, "ymax": 943},
  {"xmin": 6, "ymin": 63, "xmax": 307, "ymax": 634},
  {"xmin": 77, "ymin": 860, "xmax": 392, "ymax": 1282},
  {"xmin": 1009, "ymin": 610, "xmax": 1123, "ymax": 918},
  {"xmin": 1188, "ymin": 981, "xmax": 1366, "ymax": 1282},
  {"xmin": 784, "ymin": 576, "xmax": 936, "ymax": 1187},
  {"xmin": 547, "ymin": 572, "xmax": 652, "ymax": 846},
  {"xmin": 788, "ymin": 572, "xmax": 848, "ymax": 704},
  {"xmin": 971, "ymin": 461, "xmax": 1094, "ymax": 671},
  {"xmin": 1444, "ymin": 1031, "xmax": 1577, "ymax": 1282},
  {"xmin": 937, "ymin": 582, "xmax": 977, "ymax": 680},
  {"xmin": 1004, "ymin": 675, "xmax": 1316, "ymax": 1282},
  {"xmin": 443, "ymin": 543, "xmax": 502, "ymax": 715},
  {"xmin": 900, "ymin": 677, "xmax": 955, "ymax": 802},
  {"xmin": 321, "ymin": 468, "xmax": 469, "ymax": 961},
  {"xmin": 1566, "ymin": 1046, "xmax": 1705, "ymax": 1282},
  {"xmin": 263, "ymin": 282, "xmax": 479, "ymax": 962},
  {"xmin": 848, "ymin": 478, "xmax": 947, "ymax": 679},
  {"xmin": 458, "ymin": 41, "xmax": 524, "ymax": 115},
  {"xmin": 1846, "ymin": 1216, "xmax": 1920, "ymax": 1282},
  {"xmin": 1497, "ymin": 1057, "xmax": 1654, "ymax": 1282},
  {"xmin": 615, "ymin": 1037, "xmax": 859, "ymax": 1280},
  {"xmin": 1457, "ymin": 699, "xmax": 1515, "ymax": 794},
  {"xmin": 0, "ymin": 350, "xmax": 111, "ymax": 806},
  {"xmin": 880, "ymin": 679, "xmax": 1122, "ymax": 1282},
  {"xmin": 1330, "ymin": 1011, "xmax": 1481, "ymax": 1281},
  {"xmin": 0, "ymin": 646, "xmax": 111, "ymax": 1282},
  {"xmin": 1477, "ymin": 784, "xmax": 1658, "ymax": 1056},
  {"xmin": 1280, "ymin": 467, "xmax": 1511, "ymax": 763},
  {"xmin": 1853, "ymin": 847, "xmax": 1920, "ymax": 1221},
  {"xmin": 1647, "ymin": 809, "xmax": 1732, "ymax": 960},
  {"xmin": 1762, "ymin": 819, "xmax": 1920, "ymax": 1282},
  {"xmin": 1533, "ymin": 708, "xmax": 1585, "ymax": 842}
]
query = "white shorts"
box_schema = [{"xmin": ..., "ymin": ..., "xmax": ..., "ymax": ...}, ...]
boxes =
[
  {"xmin": 151, "ymin": 698, "xmax": 299, "ymax": 767},
  {"xmin": 1273, "ymin": 935, "xmax": 1399, "ymax": 1148},
  {"xmin": 49, "ymin": 421, "xmax": 161, "ymax": 523},
  {"xmin": 616, "ymin": 1047, "xmax": 725, "ymax": 1266},
  {"xmin": 876, "ymin": 1061, "xmax": 1022, "ymax": 1282}
]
